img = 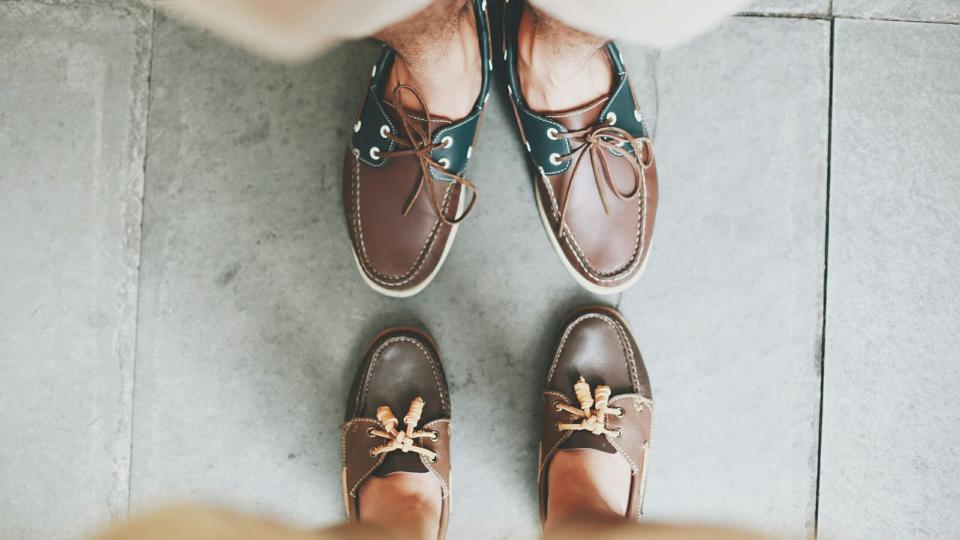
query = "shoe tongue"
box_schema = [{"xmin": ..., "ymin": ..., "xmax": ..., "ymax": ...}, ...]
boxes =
[
  {"xmin": 373, "ymin": 452, "xmax": 428, "ymax": 477},
  {"xmin": 560, "ymin": 431, "xmax": 617, "ymax": 453},
  {"xmin": 539, "ymin": 96, "xmax": 609, "ymax": 132}
]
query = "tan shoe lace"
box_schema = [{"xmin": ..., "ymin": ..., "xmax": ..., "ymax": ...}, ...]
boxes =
[
  {"xmin": 553, "ymin": 120, "xmax": 654, "ymax": 236},
  {"xmin": 368, "ymin": 396, "xmax": 439, "ymax": 461},
  {"xmin": 383, "ymin": 84, "xmax": 479, "ymax": 225},
  {"xmin": 555, "ymin": 377, "xmax": 624, "ymax": 437}
]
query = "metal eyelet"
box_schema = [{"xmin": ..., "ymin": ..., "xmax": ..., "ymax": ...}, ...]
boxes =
[
  {"xmin": 546, "ymin": 127, "xmax": 559, "ymax": 140},
  {"xmin": 368, "ymin": 449, "xmax": 377, "ymax": 457},
  {"xmin": 614, "ymin": 428, "xmax": 623, "ymax": 438},
  {"xmin": 438, "ymin": 157, "xmax": 451, "ymax": 169},
  {"xmin": 379, "ymin": 125, "xmax": 390, "ymax": 138},
  {"xmin": 430, "ymin": 455, "xmax": 439, "ymax": 463},
  {"xmin": 605, "ymin": 112, "xmax": 617, "ymax": 125},
  {"xmin": 351, "ymin": 148, "xmax": 360, "ymax": 158},
  {"xmin": 353, "ymin": 120, "xmax": 361, "ymax": 133},
  {"xmin": 369, "ymin": 146, "xmax": 380, "ymax": 160},
  {"xmin": 428, "ymin": 430, "xmax": 440, "ymax": 441},
  {"xmin": 554, "ymin": 421, "xmax": 563, "ymax": 432},
  {"xmin": 553, "ymin": 401, "xmax": 563, "ymax": 412},
  {"xmin": 441, "ymin": 135, "xmax": 453, "ymax": 149},
  {"xmin": 549, "ymin": 153, "xmax": 562, "ymax": 166},
  {"xmin": 366, "ymin": 427, "xmax": 377, "ymax": 437},
  {"xmin": 612, "ymin": 407, "xmax": 625, "ymax": 417}
]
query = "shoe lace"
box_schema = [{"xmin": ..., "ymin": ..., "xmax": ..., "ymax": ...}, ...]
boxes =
[
  {"xmin": 383, "ymin": 84, "xmax": 478, "ymax": 225},
  {"xmin": 552, "ymin": 120, "xmax": 654, "ymax": 236},
  {"xmin": 555, "ymin": 377, "xmax": 624, "ymax": 437},
  {"xmin": 368, "ymin": 396, "xmax": 439, "ymax": 461}
]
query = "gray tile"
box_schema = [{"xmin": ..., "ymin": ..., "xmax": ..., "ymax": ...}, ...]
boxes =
[
  {"xmin": 742, "ymin": 0, "xmax": 831, "ymax": 16},
  {"xmin": 618, "ymin": 17, "xmax": 829, "ymax": 537},
  {"xmin": 819, "ymin": 19, "xmax": 960, "ymax": 540},
  {"xmin": 0, "ymin": 1, "xmax": 152, "ymax": 539},
  {"xmin": 132, "ymin": 13, "xmax": 631, "ymax": 539},
  {"xmin": 834, "ymin": 0, "xmax": 960, "ymax": 23}
]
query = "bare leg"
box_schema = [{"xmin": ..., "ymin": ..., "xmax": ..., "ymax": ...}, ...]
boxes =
[
  {"xmin": 516, "ymin": 5, "xmax": 613, "ymax": 112},
  {"xmin": 544, "ymin": 449, "xmax": 632, "ymax": 530},
  {"xmin": 358, "ymin": 472, "xmax": 442, "ymax": 540},
  {"xmin": 374, "ymin": 0, "xmax": 482, "ymax": 119}
]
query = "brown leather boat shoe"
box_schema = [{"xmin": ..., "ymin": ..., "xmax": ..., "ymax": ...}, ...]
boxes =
[
  {"xmin": 342, "ymin": 0, "xmax": 492, "ymax": 297},
  {"xmin": 539, "ymin": 305, "xmax": 654, "ymax": 522},
  {"xmin": 503, "ymin": 1, "xmax": 659, "ymax": 294},
  {"xmin": 341, "ymin": 327, "xmax": 451, "ymax": 539}
]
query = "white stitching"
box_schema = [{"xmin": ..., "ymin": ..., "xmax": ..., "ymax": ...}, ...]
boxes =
[
  {"xmin": 543, "ymin": 97, "xmax": 608, "ymax": 119},
  {"xmin": 539, "ymin": 392, "xmax": 573, "ymax": 477},
  {"xmin": 518, "ymin": 106, "xmax": 571, "ymax": 175},
  {"xmin": 351, "ymin": 150, "xmax": 454, "ymax": 286},
  {"xmin": 598, "ymin": 77, "xmax": 628, "ymax": 122},
  {"xmin": 357, "ymin": 102, "xmax": 397, "ymax": 170},
  {"xmin": 358, "ymin": 336, "xmax": 448, "ymax": 414},
  {"xmin": 341, "ymin": 418, "xmax": 387, "ymax": 495},
  {"xmin": 607, "ymin": 394, "xmax": 654, "ymax": 518},
  {"xmin": 546, "ymin": 313, "xmax": 635, "ymax": 388},
  {"xmin": 539, "ymin": 166, "xmax": 647, "ymax": 282},
  {"xmin": 420, "ymin": 418, "xmax": 452, "ymax": 497}
]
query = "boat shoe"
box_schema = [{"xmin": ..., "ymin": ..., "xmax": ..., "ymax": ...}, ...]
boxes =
[
  {"xmin": 503, "ymin": 0, "xmax": 659, "ymax": 294},
  {"xmin": 341, "ymin": 327, "xmax": 452, "ymax": 539},
  {"xmin": 343, "ymin": 0, "xmax": 493, "ymax": 297},
  {"xmin": 539, "ymin": 305, "xmax": 654, "ymax": 522}
]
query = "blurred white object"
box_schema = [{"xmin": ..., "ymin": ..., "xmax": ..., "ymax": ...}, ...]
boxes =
[{"xmin": 160, "ymin": 0, "xmax": 750, "ymax": 62}]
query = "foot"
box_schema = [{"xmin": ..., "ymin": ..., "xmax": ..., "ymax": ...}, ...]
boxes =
[
  {"xmin": 379, "ymin": 0, "xmax": 483, "ymax": 120},
  {"xmin": 341, "ymin": 328, "xmax": 452, "ymax": 539},
  {"xmin": 538, "ymin": 306, "xmax": 654, "ymax": 525},
  {"xmin": 516, "ymin": 5, "xmax": 613, "ymax": 113},
  {"xmin": 545, "ymin": 448, "xmax": 631, "ymax": 528},
  {"xmin": 359, "ymin": 473, "xmax": 442, "ymax": 540}
]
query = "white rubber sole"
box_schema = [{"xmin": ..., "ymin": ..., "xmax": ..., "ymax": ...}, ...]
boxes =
[
  {"xmin": 534, "ymin": 182, "xmax": 650, "ymax": 296},
  {"xmin": 352, "ymin": 195, "xmax": 464, "ymax": 298}
]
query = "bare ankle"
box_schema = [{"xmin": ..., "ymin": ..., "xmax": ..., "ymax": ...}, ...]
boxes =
[
  {"xmin": 377, "ymin": 0, "xmax": 481, "ymax": 119},
  {"xmin": 358, "ymin": 473, "xmax": 441, "ymax": 540},
  {"xmin": 545, "ymin": 449, "xmax": 631, "ymax": 529},
  {"xmin": 516, "ymin": 5, "xmax": 613, "ymax": 112}
]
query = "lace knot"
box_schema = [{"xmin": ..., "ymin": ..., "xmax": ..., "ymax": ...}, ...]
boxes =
[
  {"xmin": 369, "ymin": 396, "xmax": 438, "ymax": 461},
  {"xmin": 383, "ymin": 84, "xmax": 478, "ymax": 225},
  {"xmin": 556, "ymin": 376, "xmax": 623, "ymax": 438},
  {"xmin": 552, "ymin": 120, "xmax": 654, "ymax": 236}
]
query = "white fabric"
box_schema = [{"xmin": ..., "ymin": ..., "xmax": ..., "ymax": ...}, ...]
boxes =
[{"xmin": 159, "ymin": 0, "xmax": 749, "ymax": 62}]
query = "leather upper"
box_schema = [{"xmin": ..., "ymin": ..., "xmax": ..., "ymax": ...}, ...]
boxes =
[
  {"xmin": 539, "ymin": 306, "xmax": 654, "ymax": 523},
  {"xmin": 502, "ymin": 0, "xmax": 659, "ymax": 292},
  {"xmin": 342, "ymin": 328, "xmax": 451, "ymax": 539}
]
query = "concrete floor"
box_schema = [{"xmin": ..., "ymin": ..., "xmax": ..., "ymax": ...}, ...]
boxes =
[{"xmin": 1, "ymin": 1, "xmax": 958, "ymax": 539}]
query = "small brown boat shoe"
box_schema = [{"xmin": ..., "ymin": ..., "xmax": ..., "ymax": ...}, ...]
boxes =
[
  {"xmin": 341, "ymin": 327, "xmax": 452, "ymax": 539},
  {"xmin": 539, "ymin": 305, "xmax": 654, "ymax": 523}
]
